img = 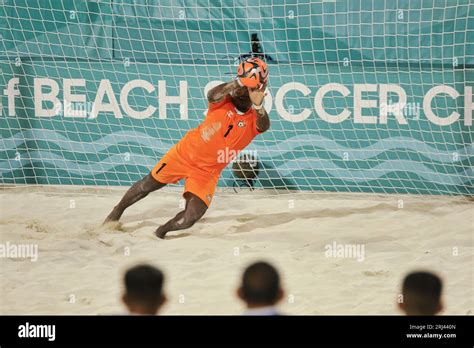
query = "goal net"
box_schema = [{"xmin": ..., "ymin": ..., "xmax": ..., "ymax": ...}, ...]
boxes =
[{"xmin": 1, "ymin": 0, "xmax": 473, "ymax": 196}]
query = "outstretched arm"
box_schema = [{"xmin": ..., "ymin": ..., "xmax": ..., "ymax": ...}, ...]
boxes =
[
  {"xmin": 249, "ymin": 86, "xmax": 270, "ymax": 133},
  {"xmin": 207, "ymin": 80, "xmax": 241, "ymax": 103},
  {"xmin": 254, "ymin": 105, "xmax": 270, "ymax": 133}
]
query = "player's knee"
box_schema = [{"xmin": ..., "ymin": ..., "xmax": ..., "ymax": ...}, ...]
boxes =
[
  {"xmin": 179, "ymin": 209, "xmax": 205, "ymax": 229},
  {"xmin": 133, "ymin": 181, "xmax": 150, "ymax": 199},
  {"xmin": 174, "ymin": 216, "xmax": 194, "ymax": 229},
  {"xmin": 141, "ymin": 174, "xmax": 164, "ymax": 193},
  {"xmin": 183, "ymin": 214, "xmax": 200, "ymax": 228}
]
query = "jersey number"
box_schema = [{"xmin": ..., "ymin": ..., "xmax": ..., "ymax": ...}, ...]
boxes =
[
  {"xmin": 155, "ymin": 163, "xmax": 167, "ymax": 174},
  {"xmin": 224, "ymin": 124, "xmax": 233, "ymax": 138}
]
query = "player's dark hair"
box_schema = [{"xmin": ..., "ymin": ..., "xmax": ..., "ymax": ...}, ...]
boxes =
[
  {"xmin": 124, "ymin": 264, "xmax": 164, "ymax": 309},
  {"xmin": 241, "ymin": 261, "xmax": 281, "ymax": 305},
  {"xmin": 402, "ymin": 271, "xmax": 442, "ymax": 315}
]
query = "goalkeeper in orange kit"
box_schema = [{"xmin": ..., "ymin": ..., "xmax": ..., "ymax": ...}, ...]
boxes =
[{"xmin": 104, "ymin": 57, "xmax": 270, "ymax": 239}]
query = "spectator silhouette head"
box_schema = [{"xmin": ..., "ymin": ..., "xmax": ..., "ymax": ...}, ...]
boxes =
[
  {"xmin": 399, "ymin": 271, "xmax": 443, "ymax": 315},
  {"xmin": 122, "ymin": 264, "xmax": 166, "ymax": 315},
  {"xmin": 237, "ymin": 261, "xmax": 284, "ymax": 314}
]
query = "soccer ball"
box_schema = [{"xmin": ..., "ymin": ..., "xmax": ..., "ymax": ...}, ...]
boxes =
[{"xmin": 237, "ymin": 57, "xmax": 268, "ymax": 88}]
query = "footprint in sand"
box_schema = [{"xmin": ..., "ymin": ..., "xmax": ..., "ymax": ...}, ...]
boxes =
[
  {"xmin": 25, "ymin": 220, "xmax": 51, "ymax": 234},
  {"xmin": 191, "ymin": 252, "xmax": 214, "ymax": 262},
  {"xmin": 363, "ymin": 270, "xmax": 390, "ymax": 277},
  {"xmin": 101, "ymin": 221, "xmax": 125, "ymax": 233}
]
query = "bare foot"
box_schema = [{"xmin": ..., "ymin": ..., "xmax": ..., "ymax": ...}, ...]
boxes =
[
  {"xmin": 102, "ymin": 220, "xmax": 123, "ymax": 231},
  {"xmin": 155, "ymin": 228, "xmax": 167, "ymax": 239},
  {"xmin": 103, "ymin": 207, "xmax": 122, "ymax": 225}
]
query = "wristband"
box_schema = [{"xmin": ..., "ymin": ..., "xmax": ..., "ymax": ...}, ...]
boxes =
[{"xmin": 252, "ymin": 103, "xmax": 264, "ymax": 110}]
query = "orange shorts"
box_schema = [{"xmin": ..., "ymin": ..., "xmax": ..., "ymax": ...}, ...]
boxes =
[{"xmin": 150, "ymin": 146, "xmax": 219, "ymax": 207}]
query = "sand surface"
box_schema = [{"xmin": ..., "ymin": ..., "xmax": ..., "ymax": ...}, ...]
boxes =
[{"xmin": 0, "ymin": 186, "xmax": 473, "ymax": 315}]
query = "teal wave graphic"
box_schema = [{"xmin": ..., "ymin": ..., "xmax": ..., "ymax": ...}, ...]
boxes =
[
  {"xmin": 2, "ymin": 129, "xmax": 473, "ymax": 163},
  {"xmin": 0, "ymin": 151, "xmax": 155, "ymax": 175},
  {"xmin": 1, "ymin": 129, "xmax": 172, "ymax": 153},
  {"xmin": 249, "ymin": 135, "xmax": 474, "ymax": 163},
  {"xmin": 0, "ymin": 151, "xmax": 471, "ymax": 185},
  {"xmin": 275, "ymin": 159, "xmax": 473, "ymax": 186}
]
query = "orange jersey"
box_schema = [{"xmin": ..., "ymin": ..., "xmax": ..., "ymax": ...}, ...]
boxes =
[
  {"xmin": 151, "ymin": 96, "xmax": 264, "ymax": 206},
  {"xmin": 174, "ymin": 96, "xmax": 263, "ymax": 174}
]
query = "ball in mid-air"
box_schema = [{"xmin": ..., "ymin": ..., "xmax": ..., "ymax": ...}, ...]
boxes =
[{"xmin": 237, "ymin": 57, "xmax": 268, "ymax": 89}]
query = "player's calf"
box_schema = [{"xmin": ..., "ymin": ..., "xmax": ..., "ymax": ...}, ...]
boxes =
[
  {"xmin": 104, "ymin": 174, "xmax": 165, "ymax": 224},
  {"xmin": 155, "ymin": 193, "xmax": 207, "ymax": 239}
]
